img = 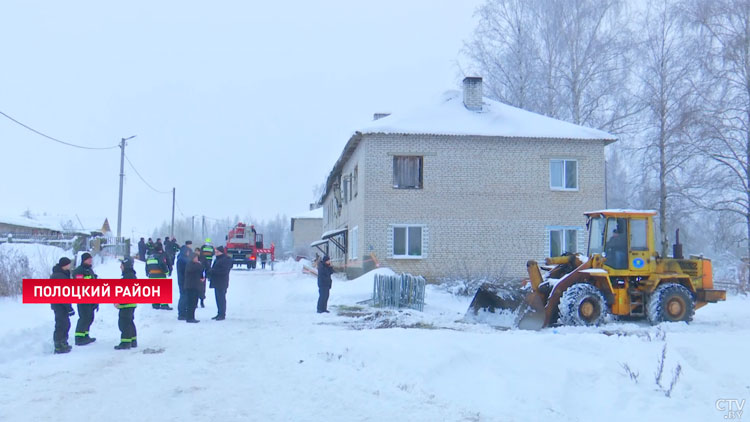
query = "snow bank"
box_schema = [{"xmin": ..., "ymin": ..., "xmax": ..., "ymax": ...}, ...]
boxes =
[{"xmin": 0, "ymin": 243, "xmax": 71, "ymax": 278}]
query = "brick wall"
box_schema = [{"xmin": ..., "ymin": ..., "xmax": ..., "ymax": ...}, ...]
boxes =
[{"xmin": 322, "ymin": 133, "xmax": 607, "ymax": 281}]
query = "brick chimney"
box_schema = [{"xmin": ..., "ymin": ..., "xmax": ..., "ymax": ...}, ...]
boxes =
[
  {"xmin": 463, "ymin": 76, "xmax": 483, "ymax": 111},
  {"xmin": 373, "ymin": 113, "xmax": 391, "ymax": 121}
]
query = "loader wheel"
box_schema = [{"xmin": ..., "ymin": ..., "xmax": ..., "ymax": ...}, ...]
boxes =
[
  {"xmin": 558, "ymin": 283, "xmax": 608, "ymax": 326},
  {"xmin": 647, "ymin": 283, "xmax": 695, "ymax": 324}
]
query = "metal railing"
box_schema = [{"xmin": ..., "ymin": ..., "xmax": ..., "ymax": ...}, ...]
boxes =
[{"xmin": 372, "ymin": 273, "xmax": 426, "ymax": 311}]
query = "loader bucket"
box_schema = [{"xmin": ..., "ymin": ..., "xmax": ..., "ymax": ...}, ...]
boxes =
[{"xmin": 465, "ymin": 283, "xmax": 545, "ymax": 330}]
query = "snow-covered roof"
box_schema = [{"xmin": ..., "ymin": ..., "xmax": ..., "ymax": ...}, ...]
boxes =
[
  {"xmin": 0, "ymin": 213, "xmax": 104, "ymax": 235},
  {"xmin": 319, "ymin": 90, "xmax": 616, "ymax": 204},
  {"xmin": 360, "ymin": 90, "xmax": 616, "ymax": 141},
  {"xmin": 321, "ymin": 227, "xmax": 347, "ymax": 239},
  {"xmin": 292, "ymin": 208, "xmax": 323, "ymax": 220},
  {"xmin": 0, "ymin": 215, "xmax": 62, "ymax": 232}
]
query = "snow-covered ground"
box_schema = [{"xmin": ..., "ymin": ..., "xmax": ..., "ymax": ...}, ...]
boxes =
[
  {"xmin": 0, "ymin": 243, "xmax": 71, "ymax": 278},
  {"xmin": 0, "ymin": 257, "xmax": 748, "ymax": 422}
]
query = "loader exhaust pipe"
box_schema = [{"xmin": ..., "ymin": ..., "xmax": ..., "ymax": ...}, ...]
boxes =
[{"xmin": 673, "ymin": 229, "xmax": 683, "ymax": 259}]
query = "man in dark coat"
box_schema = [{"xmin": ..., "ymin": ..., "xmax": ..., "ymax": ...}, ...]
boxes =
[
  {"xmin": 317, "ymin": 255, "xmax": 334, "ymax": 313},
  {"xmin": 137, "ymin": 238, "xmax": 146, "ymax": 261},
  {"xmin": 146, "ymin": 244, "xmax": 173, "ymax": 310},
  {"xmin": 175, "ymin": 240, "xmax": 193, "ymax": 320},
  {"xmin": 146, "ymin": 238, "xmax": 155, "ymax": 255},
  {"xmin": 195, "ymin": 247, "xmax": 207, "ymax": 307},
  {"xmin": 115, "ymin": 257, "xmax": 138, "ymax": 350},
  {"xmin": 72, "ymin": 253, "xmax": 98, "ymax": 345},
  {"xmin": 208, "ymin": 246, "xmax": 232, "ymax": 320},
  {"xmin": 50, "ymin": 257, "xmax": 74, "ymax": 354},
  {"xmin": 163, "ymin": 237, "xmax": 173, "ymax": 273},
  {"xmin": 184, "ymin": 253, "xmax": 206, "ymax": 323}
]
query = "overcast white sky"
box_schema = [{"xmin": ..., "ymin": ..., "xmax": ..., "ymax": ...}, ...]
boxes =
[{"xmin": 0, "ymin": 0, "xmax": 482, "ymax": 238}]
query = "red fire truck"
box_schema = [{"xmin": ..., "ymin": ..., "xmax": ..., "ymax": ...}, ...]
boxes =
[{"xmin": 225, "ymin": 222, "xmax": 275, "ymax": 269}]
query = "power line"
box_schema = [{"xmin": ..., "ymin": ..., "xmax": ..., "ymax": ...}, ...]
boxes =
[
  {"xmin": 175, "ymin": 199, "xmax": 186, "ymax": 218},
  {"xmin": 0, "ymin": 110, "xmax": 119, "ymax": 150},
  {"xmin": 124, "ymin": 154, "xmax": 171, "ymax": 194}
]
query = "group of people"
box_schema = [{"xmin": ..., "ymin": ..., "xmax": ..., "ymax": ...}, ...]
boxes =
[
  {"xmin": 49, "ymin": 253, "xmax": 138, "ymax": 354},
  {"xmin": 174, "ymin": 239, "xmax": 233, "ymax": 323},
  {"xmin": 49, "ymin": 237, "xmax": 233, "ymax": 354}
]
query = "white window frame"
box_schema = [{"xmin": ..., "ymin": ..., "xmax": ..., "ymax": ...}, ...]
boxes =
[
  {"xmin": 547, "ymin": 226, "xmax": 581, "ymax": 257},
  {"xmin": 391, "ymin": 224, "xmax": 424, "ymax": 259},
  {"xmin": 549, "ymin": 159, "xmax": 579, "ymax": 191},
  {"xmin": 349, "ymin": 226, "xmax": 358, "ymax": 260}
]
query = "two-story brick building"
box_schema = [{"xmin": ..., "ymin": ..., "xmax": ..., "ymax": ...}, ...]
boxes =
[{"xmin": 316, "ymin": 77, "xmax": 616, "ymax": 280}]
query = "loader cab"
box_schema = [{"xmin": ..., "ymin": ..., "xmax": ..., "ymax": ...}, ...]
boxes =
[{"xmin": 585, "ymin": 210, "xmax": 657, "ymax": 274}]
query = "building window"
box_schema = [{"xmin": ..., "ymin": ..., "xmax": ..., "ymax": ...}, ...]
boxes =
[
  {"xmin": 353, "ymin": 165, "xmax": 358, "ymax": 198},
  {"xmin": 342, "ymin": 176, "xmax": 351, "ymax": 203},
  {"xmin": 393, "ymin": 225, "xmax": 423, "ymax": 258},
  {"xmin": 550, "ymin": 159, "xmax": 578, "ymax": 190},
  {"xmin": 393, "ymin": 156, "xmax": 423, "ymax": 189},
  {"xmin": 549, "ymin": 228, "xmax": 578, "ymax": 257},
  {"xmin": 349, "ymin": 226, "xmax": 358, "ymax": 260}
]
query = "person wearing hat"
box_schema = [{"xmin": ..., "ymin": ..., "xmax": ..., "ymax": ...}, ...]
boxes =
[
  {"xmin": 316, "ymin": 255, "xmax": 335, "ymax": 313},
  {"xmin": 175, "ymin": 240, "xmax": 194, "ymax": 320},
  {"xmin": 146, "ymin": 243, "xmax": 173, "ymax": 310},
  {"xmin": 114, "ymin": 257, "xmax": 138, "ymax": 350},
  {"xmin": 146, "ymin": 238, "xmax": 155, "ymax": 255},
  {"xmin": 72, "ymin": 252, "xmax": 98, "ymax": 345},
  {"xmin": 137, "ymin": 237, "xmax": 146, "ymax": 261},
  {"xmin": 184, "ymin": 253, "xmax": 206, "ymax": 323},
  {"xmin": 208, "ymin": 246, "xmax": 232, "ymax": 320},
  {"xmin": 195, "ymin": 247, "xmax": 206, "ymax": 307},
  {"xmin": 50, "ymin": 257, "xmax": 74, "ymax": 354}
]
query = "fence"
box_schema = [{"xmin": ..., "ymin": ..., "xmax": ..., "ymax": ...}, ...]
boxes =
[{"xmin": 372, "ymin": 273, "xmax": 426, "ymax": 311}]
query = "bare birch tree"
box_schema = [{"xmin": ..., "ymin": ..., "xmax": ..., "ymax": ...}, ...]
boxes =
[
  {"xmin": 685, "ymin": 0, "xmax": 750, "ymax": 263},
  {"xmin": 464, "ymin": 0, "xmax": 539, "ymax": 110},
  {"xmin": 636, "ymin": 0, "xmax": 701, "ymax": 257},
  {"xmin": 465, "ymin": 0, "xmax": 637, "ymax": 134}
]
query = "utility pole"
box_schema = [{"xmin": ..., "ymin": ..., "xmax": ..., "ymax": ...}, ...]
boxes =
[
  {"xmin": 116, "ymin": 135, "xmax": 136, "ymax": 241},
  {"xmin": 202, "ymin": 215, "xmax": 205, "ymax": 241},
  {"xmin": 171, "ymin": 187, "xmax": 175, "ymax": 238},
  {"xmin": 191, "ymin": 216, "xmax": 195, "ymax": 241}
]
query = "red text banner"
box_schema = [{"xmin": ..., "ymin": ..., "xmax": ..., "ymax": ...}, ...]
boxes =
[{"xmin": 22, "ymin": 279, "xmax": 172, "ymax": 304}]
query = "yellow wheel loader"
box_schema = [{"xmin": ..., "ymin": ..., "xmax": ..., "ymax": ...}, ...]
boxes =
[{"xmin": 467, "ymin": 210, "xmax": 726, "ymax": 330}]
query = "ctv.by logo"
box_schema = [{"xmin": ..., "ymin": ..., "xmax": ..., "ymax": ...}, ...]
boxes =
[{"xmin": 716, "ymin": 399, "xmax": 745, "ymax": 419}]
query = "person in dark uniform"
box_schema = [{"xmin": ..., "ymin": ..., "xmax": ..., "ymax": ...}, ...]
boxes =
[
  {"xmin": 163, "ymin": 237, "xmax": 173, "ymax": 274},
  {"xmin": 146, "ymin": 244, "xmax": 173, "ymax": 310},
  {"xmin": 137, "ymin": 238, "xmax": 146, "ymax": 261},
  {"xmin": 73, "ymin": 252, "xmax": 98, "ymax": 345},
  {"xmin": 176, "ymin": 240, "xmax": 193, "ymax": 320},
  {"xmin": 184, "ymin": 253, "xmax": 206, "ymax": 323},
  {"xmin": 114, "ymin": 257, "xmax": 138, "ymax": 350},
  {"xmin": 260, "ymin": 253, "xmax": 267, "ymax": 269},
  {"xmin": 317, "ymin": 255, "xmax": 334, "ymax": 313},
  {"xmin": 167, "ymin": 237, "xmax": 179, "ymax": 274},
  {"xmin": 195, "ymin": 247, "xmax": 206, "ymax": 307},
  {"xmin": 146, "ymin": 238, "xmax": 155, "ymax": 256},
  {"xmin": 209, "ymin": 246, "xmax": 232, "ymax": 320},
  {"xmin": 50, "ymin": 257, "xmax": 74, "ymax": 354}
]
